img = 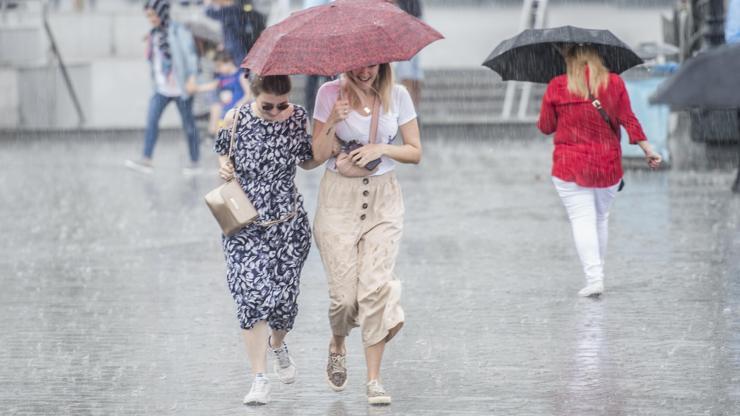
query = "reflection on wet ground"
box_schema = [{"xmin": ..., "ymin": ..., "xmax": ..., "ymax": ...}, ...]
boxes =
[{"xmin": 0, "ymin": 130, "xmax": 738, "ymax": 415}]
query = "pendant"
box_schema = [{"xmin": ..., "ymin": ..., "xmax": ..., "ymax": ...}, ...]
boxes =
[{"xmin": 363, "ymin": 106, "xmax": 371, "ymax": 114}]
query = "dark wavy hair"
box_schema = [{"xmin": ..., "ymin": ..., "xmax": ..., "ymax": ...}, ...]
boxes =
[{"xmin": 250, "ymin": 75, "xmax": 292, "ymax": 96}]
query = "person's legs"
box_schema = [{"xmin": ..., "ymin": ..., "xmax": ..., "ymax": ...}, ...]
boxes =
[
  {"xmin": 242, "ymin": 321, "xmax": 271, "ymax": 405},
  {"xmin": 593, "ymin": 182, "xmax": 619, "ymax": 265},
  {"xmin": 175, "ymin": 95, "xmax": 200, "ymax": 164},
  {"xmin": 315, "ymin": 225, "xmax": 357, "ymax": 391},
  {"xmin": 243, "ymin": 321, "xmax": 269, "ymax": 376},
  {"xmin": 356, "ymin": 173, "xmax": 404, "ymax": 405},
  {"xmin": 224, "ymin": 227, "xmax": 275, "ymax": 405},
  {"xmin": 553, "ymin": 177, "xmax": 604, "ymax": 294},
  {"xmin": 265, "ymin": 213, "xmax": 311, "ymax": 384},
  {"xmin": 357, "ymin": 221, "xmax": 404, "ymax": 383},
  {"xmin": 305, "ymin": 75, "xmax": 320, "ymax": 116},
  {"xmin": 143, "ymin": 92, "xmax": 171, "ymax": 160},
  {"xmin": 313, "ymin": 171, "xmax": 362, "ymax": 391},
  {"xmin": 314, "ymin": 223, "xmax": 359, "ymax": 354},
  {"xmin": 269, "ymin": 330, "xmax": 288, "ymax": 348}
]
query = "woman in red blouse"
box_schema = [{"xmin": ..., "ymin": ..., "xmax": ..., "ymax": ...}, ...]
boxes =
[{"xmin": 537, "ymin": 44, "xmax": 662, "ymax": 297}]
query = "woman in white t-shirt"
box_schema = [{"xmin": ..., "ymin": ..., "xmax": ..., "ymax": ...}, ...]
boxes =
[{"xmin": 311, "ymin": 63, "xmax": 421, "ymax": 405}]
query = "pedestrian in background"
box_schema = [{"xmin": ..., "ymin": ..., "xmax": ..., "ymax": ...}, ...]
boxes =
[
  {"xmin": 215, "ymin": 75, "xmax": 320, "ymax": 406},
  {"xmin": 126, "ymin": 0, "xmax": 202, "ymax": 175},
  {"xmin": 537, "ymin": 44, "xmax": 662, "ymax": 297},
  {"xmin": 203, "ymin": 0, "xmax": 266, "ymax": 66},
  {"xmin": 311, "ymin": 63, "xmax": 421, "ymax": 405},
  {"xmin": 191, "ymin": 50, "xmax": 251, "ymax": 135},
  {"xmin": 727, "ymin": 0, "xmax": 740, "ymax": 43},
  {"xmin": 302, "ymin": 0, "xmax": 331, "ymax": 117},
  {"xmin": 390, "ymin": 0, "xmax": 424, "ymax": 109}
]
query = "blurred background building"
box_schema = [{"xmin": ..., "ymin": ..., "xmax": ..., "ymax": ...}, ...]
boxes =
[{"xmin": 1, "ymin": 0, "xmax": 737, "ymax": 161}]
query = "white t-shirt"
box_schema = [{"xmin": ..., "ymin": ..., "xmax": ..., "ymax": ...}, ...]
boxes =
[
  {"xmin": 313, "ymin": 79, "xmax": 417, "ymax": 176},
  {"xmin": 152, "ymin": 33, "xmax": 182, "ymax": 97}
]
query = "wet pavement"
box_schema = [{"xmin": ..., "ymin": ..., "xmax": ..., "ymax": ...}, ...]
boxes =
[{"xmin": 1, "ymin": 130, "xmax": 739, "ymax": 415}]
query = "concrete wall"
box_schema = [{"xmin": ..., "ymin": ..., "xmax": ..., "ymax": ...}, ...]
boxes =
[
  {"xmin": 16, "ymin": 62, "xmax": 92, "ymax": 128},
  {"xmin": 87, "ymin": 59, "xmax": 183, "ymax": 129},
  {"xmin": 0, "ymin": 68, "xmax": 18, "ymax": 127},
  {"xmin": 0, "ymin": 59, "xmax": 185, "ymax": 129},
  {"xmin": 0, "ymin": 23, "xmax": 46, "ymax": 66}
]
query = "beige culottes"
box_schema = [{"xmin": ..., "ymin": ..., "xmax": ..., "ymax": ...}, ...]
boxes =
[{"xmin": 314, "ymin": 170, "xmax": 405, "ymax": 348}]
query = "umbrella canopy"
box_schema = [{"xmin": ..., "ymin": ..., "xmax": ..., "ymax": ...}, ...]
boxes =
[
  {"xmin": 650, "ymin": 44, "xmax": 740, "ymax": 109},
  {"xmin": 482, "ymin": 25, "xmax": 644, "ymax": 83},
  {"xmin": 184, "ymin": 20, "xmax": 223, "ymax": 45},
  {"xmin": 242, "ymin": 0, "xmax": 443, "ymax": 76}
]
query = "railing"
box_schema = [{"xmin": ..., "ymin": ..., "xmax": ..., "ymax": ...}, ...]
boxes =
[
  {"xmin": 501, "ymin": 0, "xmax": 549, "ymax": 120},
  {"xmin": 41, "ymin": 1, "xmax": 85, "ymax": 126},
  {"xmin": 3, "ymin": 0, "xmax": 86, "ymax": 125}
]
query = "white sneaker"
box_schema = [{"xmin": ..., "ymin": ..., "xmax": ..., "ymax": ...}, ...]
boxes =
[
  {"xmin": 578, "ymin": 281, "xmax": 604, "ymax": 297},
  {"xmin": 243, "ymin": 375, "xmax": 271, "ymax": 406},
  {"xmin": 366, "ymin": 379, "xmax": 391, "ymax": 405},
  {"xmin": 124, "ymin": 159, "xmax": 153, "ymax": 174},
  {"xmin": 182, "ymin": 163, "xmax": 203, "ymax": 176},
  {"xmin": 269, "ymin": 338, "xmax": 297, "ymax": 384}
]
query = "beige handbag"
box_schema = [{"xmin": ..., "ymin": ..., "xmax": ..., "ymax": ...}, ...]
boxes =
[
  {"xmin": 335, "ymin": 97, "xmax": 382, "ymax": 177},
  {"xmin": 204, "ymin": 104, "xmax": 259, "ymax": 236}
]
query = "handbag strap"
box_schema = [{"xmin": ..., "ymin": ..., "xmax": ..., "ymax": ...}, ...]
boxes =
[
  {"xmin": 588, "ymin": 92, "xmax": 619, "ymax": 136},
  {"xmin": 583, "ymin": 69, "xmax": 619, "ymax": 136},
  {"xmin": 227, "ymin": 102, "xmax": 248, "ymax": 163},
  {"xmin": 227, "ymin": 101, "xmax": 299, "ymax": 228},
  {"xmin": 368, "ymin": 95, "xmax": 381, "ymax": 144}
]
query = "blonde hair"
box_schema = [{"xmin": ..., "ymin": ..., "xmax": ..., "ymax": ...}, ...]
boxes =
[
  {"xmin": 565, "ymin": 45, "xmax": 610, "ymax": 99},
  {"xmin": 342, "ymin": 63, "xmax": 394, "ymax": 114}
]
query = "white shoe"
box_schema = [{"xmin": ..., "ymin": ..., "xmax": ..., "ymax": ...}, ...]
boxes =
[
  {"xmin": 269, "ymin": 338, "xmax": 297, "ymax": 384},
  {"xmin": 182, "ymin": 163, "xmax": 203, "ymax": 176},
  {"xmin": 124, "ymin": 159, "xmax": 153, "ymax": 174},
  {"xmin": 243, "ymin": 375, "xmax": 271, "ymax": 406},
  {"xmin": 578, "ymin": 281, "xmax": 604, "ymax": 297},
  {"xmin": 366, "ymin": 379, "xmax": 391, "ymax": 405}
]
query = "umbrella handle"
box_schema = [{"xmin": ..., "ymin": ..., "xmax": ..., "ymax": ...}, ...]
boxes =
[{"xmin": 338, "ymin": 75, "xmax": 346, "ymax": 100}]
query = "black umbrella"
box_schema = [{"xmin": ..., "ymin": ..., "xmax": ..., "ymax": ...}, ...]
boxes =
[
  {"xmin": 650, "ymin": 44, "xmax": 740, "ymax": 194},
  {"xmin": 650, "ymin": 43, "xmax": 740, "ymax": 109},
  {"xmin": 482, "ymin": 25, "xmax": 644, "ymax": 83}
]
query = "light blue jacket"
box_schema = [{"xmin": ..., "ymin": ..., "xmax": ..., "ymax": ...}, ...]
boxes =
[
  {"xmin": 727, "ymin": 0, "xmax": 740, "ymax": 43},
  {"xmin": 303, "ymin": 0, "xmax": 329, "ymax": 9},
  {"xmin": 148, "ymin": 21, "xmax": 199, "ymax": 98}
]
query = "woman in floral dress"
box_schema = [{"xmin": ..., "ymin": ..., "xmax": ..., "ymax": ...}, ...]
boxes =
[{"xmin": 214, "ymin": 74, "xmax": 321, "ymax": 406}]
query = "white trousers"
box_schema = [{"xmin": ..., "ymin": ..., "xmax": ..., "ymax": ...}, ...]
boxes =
[{"xmin": 552, "ymin": 177, "xmax": 620, "ymax": 284}]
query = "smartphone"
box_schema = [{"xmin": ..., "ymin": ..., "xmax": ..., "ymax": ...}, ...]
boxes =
[{"xmin": 342, "ymin": 141, "xmax": 381, "ymax": 171}]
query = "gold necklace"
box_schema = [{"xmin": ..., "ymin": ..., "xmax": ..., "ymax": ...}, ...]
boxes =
[{"xmin": 359, "ymin": 93, "xmax": 375, "ymax": 115}]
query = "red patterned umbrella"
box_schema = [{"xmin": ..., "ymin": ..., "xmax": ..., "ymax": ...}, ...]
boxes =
[{"xmin": 242, "ymin": 0, "xmax": 444, "ymax": 76}]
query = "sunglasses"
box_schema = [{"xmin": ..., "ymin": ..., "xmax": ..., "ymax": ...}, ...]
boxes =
[{"xmin": 261, "ymin": 102, "xmax": 290, "ymax": 112}]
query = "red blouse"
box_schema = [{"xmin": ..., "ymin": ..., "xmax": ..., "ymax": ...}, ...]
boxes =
[{"xmin": 537, "ymin": 73, "xmax": 647, "ymax": 188}]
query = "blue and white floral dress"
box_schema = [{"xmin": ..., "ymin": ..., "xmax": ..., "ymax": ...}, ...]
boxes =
[{"xmin": 214, "ymin": 104, "xmax": 313, "ymax": 331}]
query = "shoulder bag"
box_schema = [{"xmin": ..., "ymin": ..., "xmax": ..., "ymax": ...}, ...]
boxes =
[{"xmin": 204, "ymin": 103, "xmax": 259, "ymax": 236}]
